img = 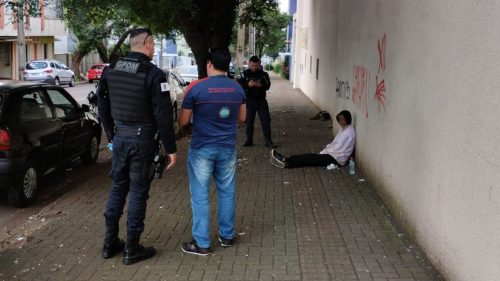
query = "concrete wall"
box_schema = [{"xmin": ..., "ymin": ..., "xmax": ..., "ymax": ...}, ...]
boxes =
[{"xmin": 293, "ymin": 1, "xmax": 500, "ymax": 280}]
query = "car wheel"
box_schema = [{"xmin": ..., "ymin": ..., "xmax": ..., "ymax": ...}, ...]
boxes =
[
  {"xmin": 69, "ymin": 76, "xmax": 75, "ymax": 87},
  {"xmin": 8, "ymin": 161, "xmax": 38, "ymax": 208},
  {"xmin": 81, "ymin": 135, "xmax": 99, "ymax": 165},
  {"xmin": 88, "ymin": 79, "xmax": 93, "ymax": 83},
  {"xmin": 54, "ymin": 77, "xmax": 60, "ymax": 86}
]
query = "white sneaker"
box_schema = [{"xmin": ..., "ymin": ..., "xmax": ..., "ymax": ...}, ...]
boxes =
[{"xmin": 270, "ymin": 150, "xmax": 286, "ymax": 168}]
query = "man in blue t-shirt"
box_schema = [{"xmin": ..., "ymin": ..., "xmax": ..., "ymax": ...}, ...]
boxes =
[{"xmin": 178, "ymin": 47, "xmax": 246, "ymax": 256}]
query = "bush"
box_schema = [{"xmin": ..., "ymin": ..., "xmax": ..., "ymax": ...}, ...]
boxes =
[{"xmin": 273, "ymin": 63, "xmax": 282, "ymax": 74}]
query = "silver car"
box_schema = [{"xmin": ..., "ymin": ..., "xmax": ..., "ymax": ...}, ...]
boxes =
[
  {"xmin": 178, "ymin": 65, "xmax": 199, "ymax": 84},
  {"xmin": 23, "ymin": 60, "xmax": 75, "ymax": 87}
]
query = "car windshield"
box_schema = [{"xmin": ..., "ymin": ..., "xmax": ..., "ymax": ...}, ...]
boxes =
[
  {"xmin": 0, "ymin": 94, "xmax": 3, "ymax": 114},
  {"xmin": 91, "ymin": 65, "xmax": 106, "ymax": 70},
  {"xmin": 26, "ymin": 61, "xmax": 48, "ymax": 70},
  {"xmin": 180, "ymin": 66, "xmax": 198, "ymax": 76}
]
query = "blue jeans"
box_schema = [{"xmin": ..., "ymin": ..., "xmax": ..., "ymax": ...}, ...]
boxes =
[
  {"xmin": 187, "ymin": 147, "xmax": 237, "ymax": 248},
  {"xmin": 104, "ymin": 127, "xmax": 155, "ymax": 237}
]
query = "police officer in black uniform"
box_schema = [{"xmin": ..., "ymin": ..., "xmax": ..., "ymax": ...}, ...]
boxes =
[
  {"xmin": 238, "ymin": 56, "xmax": 277, "ymax": 148},
  {"xmin": 97, "ymin": 28, "xmax": 177, "ymax": 265}
]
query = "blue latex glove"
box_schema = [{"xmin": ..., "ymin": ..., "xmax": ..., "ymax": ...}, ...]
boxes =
[{"xmin": 107, "ymin": 143, "xmax": 113, "ymax": 151}]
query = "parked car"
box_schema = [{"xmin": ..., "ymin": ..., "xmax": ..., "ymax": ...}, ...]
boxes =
[
  {"xmin": 162, "ymin": 69, "xmax": 188, "ymax": 122},
  {"xmin": 23, "ymin": 60, "xmax": 75, "ymax": 87},
  {"xmin": 178, "ymin": 65, "xmax": 199, "ymax": 84},
  {"xmin": 87, "ymin": 63, "xmax": 109, "ymax": 83},
  {"xmin": 0, "ymin": 81, "xmax": 101, "ymax": 207}
]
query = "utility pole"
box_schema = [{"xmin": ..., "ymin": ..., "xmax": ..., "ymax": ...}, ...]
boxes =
[
  {"xmin": 236, "ymin": 3, "xmax": 246, "ymax": 75},
  {"xmin": 17, "ymin": 0, "xmax": 27, "ymax": 81}
]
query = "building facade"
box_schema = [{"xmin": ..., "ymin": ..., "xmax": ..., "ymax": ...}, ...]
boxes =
[
  {"xmin": 292, "ymin": 1, "xmax": 500, "ymax": 280},
  {"xmin": 0, "ymin": 1, "xmax": 66, "ymax": 80}
]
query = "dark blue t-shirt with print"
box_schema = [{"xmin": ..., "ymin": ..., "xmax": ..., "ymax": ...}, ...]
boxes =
[{"xmin": 181, "ymin": 75, "xmax": 246, "ymax": 149}]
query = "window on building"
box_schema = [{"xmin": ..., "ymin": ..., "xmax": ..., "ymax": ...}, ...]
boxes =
[
  {"xmin": 316, "ymin": 58, "xmax": 319, "ymax": 80},
  {"xmin": 309, "ymin": 56, "xmax": 312, "ymax": 74}
]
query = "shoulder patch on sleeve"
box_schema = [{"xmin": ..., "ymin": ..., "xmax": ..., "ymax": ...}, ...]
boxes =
[{"xmin": 161, "ymin": 82, "xmax": 170, "ymax": 92}]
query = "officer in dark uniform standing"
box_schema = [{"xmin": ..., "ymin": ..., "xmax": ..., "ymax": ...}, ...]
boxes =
[
  {"xmin": 97, "ymin": 28, "xmax": 177, "ymax": 265},
  {"xmin": 238, "ymin": 56, "xmax": 277, "ymax": 148}
]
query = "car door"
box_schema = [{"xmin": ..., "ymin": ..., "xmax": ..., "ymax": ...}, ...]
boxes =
[
  {"xmin": 45, "ymin": 88, "xmax": 88, "ymax": 161},
  {"xmin": 59, "ymin": 62, "xmax": 71, "ymax": 82},
  {"xmin": 17, "ymin": 88, "xmax": 61, "ymax": 171}
]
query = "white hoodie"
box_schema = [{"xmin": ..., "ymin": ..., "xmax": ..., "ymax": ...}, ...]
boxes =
[{"xmin": 319, "ymin": 125, "xmax": 356, "ymax": 166}]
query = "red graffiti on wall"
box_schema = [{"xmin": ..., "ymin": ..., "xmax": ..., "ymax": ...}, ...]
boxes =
[
  {"xmin": 375, "ymin": 34, "xmax": 387, "ymax": 113},
  {"xmin": 352, "ymin": 65, "xmax": 370, "ymax": 118},
  {"xmin": 377, "ymin": 33, "xmax": 386, "ymax": 74},
  {"xmin": 374, "ymin": 76, "xmax": 386, "ymax": 112}
]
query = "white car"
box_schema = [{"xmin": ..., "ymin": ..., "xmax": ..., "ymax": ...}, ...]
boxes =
[
  {"xmin": 162, "ymin": 69, "xmax": 190, "ymax": 122},
  {"xmin": 178, "ymin": 65, "xmax": 199, "ymax": 84},
  {"xmin": 23, "ymin": 60, "xmax": 75, "ymax": 87}
]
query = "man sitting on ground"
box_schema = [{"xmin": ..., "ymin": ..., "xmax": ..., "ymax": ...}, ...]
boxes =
[{"xmin": 270, "ymin": 110, "xmax": 355, "ymax": 169}]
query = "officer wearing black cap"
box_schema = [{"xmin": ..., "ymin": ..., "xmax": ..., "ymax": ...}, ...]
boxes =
[{"xmin": 97, "ymin": 28, "xmax": 177, "ymax": 265}]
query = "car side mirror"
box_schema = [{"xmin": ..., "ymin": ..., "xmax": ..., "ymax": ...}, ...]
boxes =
[{"xmin": 81, "ymin": 104, "xmax": 90, "ymax": 112}]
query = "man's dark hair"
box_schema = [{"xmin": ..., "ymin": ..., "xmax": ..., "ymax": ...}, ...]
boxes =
[
  {"xmin": 337, "ymin": 110, "xmax": 352, "ymax": 125},
  {"xmin": 130, "ymin": 28, "xmax": 152, "ymax": 39},
  {"xmin": 207, "ymin": 47, "xmax": 231, "ymax": 71},
  {"xmin": 249, "ymin": 56, "xmax": 260, "ymax": 63}
]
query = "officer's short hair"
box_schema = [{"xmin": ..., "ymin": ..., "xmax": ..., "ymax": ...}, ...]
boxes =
[
  {"xmin": 207, "ymin": 47, "xmax": 231, "ymax": 72},
  {"xmin": 130, "ymin": 28, "xmax": 152, "ymax": 40},
  {"xmin": 249, "ymin": 56, "xmax": 260, "ymax": 63}
]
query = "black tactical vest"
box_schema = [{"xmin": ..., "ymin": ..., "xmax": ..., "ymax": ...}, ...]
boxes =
[{"xmin": 106, "ymin": 57, "xmax": 155, "ymax": 123}]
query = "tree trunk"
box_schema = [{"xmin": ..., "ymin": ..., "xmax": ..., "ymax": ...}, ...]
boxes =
[
  {"xmin": 96, "ymin": 42, "xmax": 109, "ymax": 63},
  {"xmin": 71, "ymin": 50, "xmax": 87, "ymax": 81},
  {"xmin": 175, "ymin": 0, "xmax": 237, "ymax": 78},
  {"xmin": 109, "ymin": 28, "xmax": 134, "ymax": 63}
]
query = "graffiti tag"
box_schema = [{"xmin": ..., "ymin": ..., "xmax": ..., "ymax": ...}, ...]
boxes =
[
  {"xmin": 352, "ymin": 65, "xmax": 370, "ymax": 118},
  {"xmin": 336, "ymin": 78, "xmax": 350, "ymax": 99}
]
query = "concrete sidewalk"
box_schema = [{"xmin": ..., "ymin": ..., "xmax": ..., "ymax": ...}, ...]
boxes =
[{"xmin": 0, "ymin": 76, "xmax": 441, "ymax": 281}]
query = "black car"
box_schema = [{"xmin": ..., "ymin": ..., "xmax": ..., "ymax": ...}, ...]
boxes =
[{"xmin": 0, "ymin": 81, "xmax": 101, "ymax": 207}]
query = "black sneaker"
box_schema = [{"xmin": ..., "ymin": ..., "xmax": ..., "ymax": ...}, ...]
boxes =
[
  {"xmin": 218, "ymin": 237, "xmax": 234, "ymax": 247},
  {"xmin": 270, "ymin": 149, "xmax": 286, "ymax": 168},
  {"xmin": 181, "ymin": 240, "xmax": 212, "ymax": 256}
]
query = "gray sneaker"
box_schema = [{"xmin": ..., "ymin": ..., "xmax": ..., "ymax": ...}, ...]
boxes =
[{"xmin": 270, "ymin": 149, "xmax": 286, "ymax": 168}]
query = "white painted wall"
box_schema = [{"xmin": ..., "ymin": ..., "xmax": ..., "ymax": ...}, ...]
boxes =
[{"xmin": 293, "ymin": 1, "xmax": 500, "ymax": 280}]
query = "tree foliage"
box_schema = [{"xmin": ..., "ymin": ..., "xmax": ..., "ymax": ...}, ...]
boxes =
[
  {"xmin": 58, "ymin": 0, "xmax": 278, "ymax": 78},
  {"xmin": 122, "ymin": 0, "xmax": 278, "ymax": 78},
  {"xmin": 0, "ymin": 0, "xmax": 43, "ymax": 25},
  {"xmin": 254, "ymin": 8, "xmax": 289, "ymax": 59}
]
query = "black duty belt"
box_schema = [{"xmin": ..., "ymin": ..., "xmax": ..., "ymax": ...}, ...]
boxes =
[{"xmin": 115, "ymin": 127, "xmax": 154, "ymax": 136}]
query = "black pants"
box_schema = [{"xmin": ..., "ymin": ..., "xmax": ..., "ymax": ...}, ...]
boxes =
[
  {"xmin": 286, "ymin": 153, "xmax": 338, "ymax": 168},
  {"xmin": 246, "ymin": 97, "xmax": 272, "ymax": 141},
  {"xmin": 104, "ymin": 127, "xmax": 155, "ymax": 238}
]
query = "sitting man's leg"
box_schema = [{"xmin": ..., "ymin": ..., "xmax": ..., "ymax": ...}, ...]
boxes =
[{"xmin": 271, "ymin": 150, "xmax": 338, "ymax": 169}]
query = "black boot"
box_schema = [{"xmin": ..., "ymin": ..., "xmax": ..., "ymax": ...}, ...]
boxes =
[
  {"xmin": 122, "ymin": 234, "xmax": 156, "ymax": 265},
  {"xmin": 102, "ymin": 219, "xmax": 125, "ymax": 259},
  {"xmin": 243, "ymin": 139, "xmax": 254, "ymax": 147},
  {"xmin": 264, "ymin": 138, "xmax": 277, "ymax": 149}
]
